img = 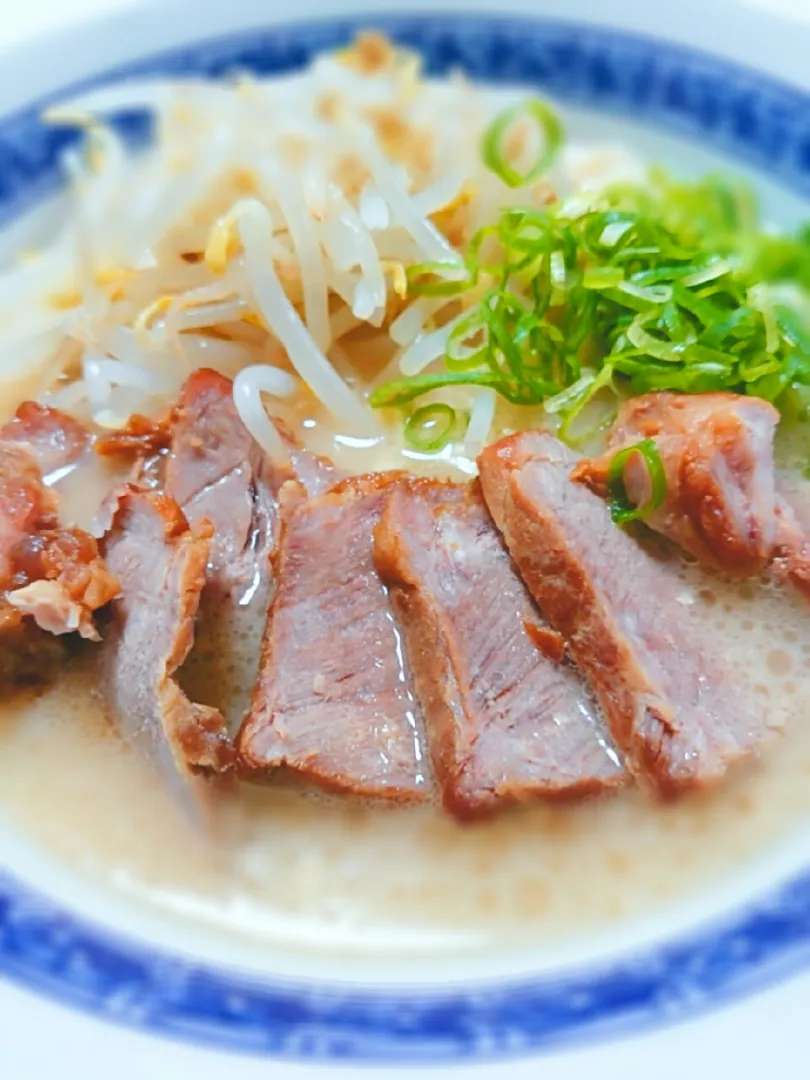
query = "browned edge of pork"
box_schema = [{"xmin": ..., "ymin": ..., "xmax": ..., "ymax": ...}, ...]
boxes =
[
  {"xmin": 0, "ymin": 410, "xmax": 118, "ymax": 650},
  {"xmin": 572, "ymin": 392, "xmax": 783, "ymax": 577},
  {"xmin": 97, "ymin": 369, "xmax": 343, "ymax": 739},
  {"xmin": 373, "ymin": 476, "xmax": 624, "ymax": 820},
  {"xmin": 478, "ymin": 431, "xmax": 772, "ymax": 798},
  {"xmin": 2, "ymin": 401, "xmax": 90, "ymax": 477},
  {"xmin": 165, "ymin": 369, "xmax": 278, "ymax": 602},
  {"xmin": 100, "ymin": 485, "xmax": 234, "ymax": 799},
  {"xmin": 98, "ymin": 368, "xmax": 340, "ymax": 603},
  {"xmin": 237, "ymin": 472, "xmax": 432, "ymax": 802}
]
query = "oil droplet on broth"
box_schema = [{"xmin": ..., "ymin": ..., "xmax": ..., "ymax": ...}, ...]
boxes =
[{"xmin": 767, "ymin": 649, "xmax": 793, "ymax": 677}]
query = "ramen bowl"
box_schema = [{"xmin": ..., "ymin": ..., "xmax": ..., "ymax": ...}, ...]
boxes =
[{"xmin": 1, "ymin": 1, "xmax": 810, "ymax": 1077}]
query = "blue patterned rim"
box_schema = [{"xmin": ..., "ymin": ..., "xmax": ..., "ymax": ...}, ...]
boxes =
[{"xmin": 2, "ymin": 12, "xmax": 810, "ymax": 1063}]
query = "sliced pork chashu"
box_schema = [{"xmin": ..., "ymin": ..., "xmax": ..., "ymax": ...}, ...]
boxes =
[
  {"xmin": 478, "ymin": 431, "xmax": 773, "ymax": 797},
  {"xmin": 99, "ymin": 368, "xmax": 340, "ymax": 603},
  {"xmin": 0, "ymin": 407, "xmax": 117, "ymax": 649},
  {"xmin": 165, "ymin": 368, "xmax": 289, "ymax": 604},
  {"xmin": 166, "ymin": 370, "xmax": 342, "ymax": 724},
  {"xmin": 0, "ymin": 444, "xmax": 70, "ymax": 684},
  {"xmin": 239, "ymin": 474, "xmax": 431, "ymax": 801},
  {"xmin": 374, "ymin": 478, "xmax": 624, "ymax": 818},
  {"xmin": 573, "ymin": 391, "xmax": 810, "ymax": 594},
  {"xmin": 167, "ymin": 368, "xmax": 338, "ymax": 602},
  {"xmin": 99, "ymin": 369, "xmax": 342, "ymax": 727},
  {"xmin": 101, "ymin": 486, "xmax": 233, "ymax": 802},
  {"xmin": 2, "ymin": 401, "xmax": 90, "ymax": 479}
]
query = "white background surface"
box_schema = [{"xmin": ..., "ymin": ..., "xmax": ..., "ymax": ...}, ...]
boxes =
[
  {"xmin": 0, "ymin": 0, "xmax": 806, "ymax": 48},
  {"xmin": 0, "ymin": 0, "xmax": 808, "ymax": 1075}
]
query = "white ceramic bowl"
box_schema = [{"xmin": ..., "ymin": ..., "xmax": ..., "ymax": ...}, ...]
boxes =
[{"xmin": 1, "ymin": 2, "xmax": 810, "ymax": 1076}]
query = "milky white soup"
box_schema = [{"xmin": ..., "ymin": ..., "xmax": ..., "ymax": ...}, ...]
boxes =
[{"xmin": 0, "ymin": 409, "xmax": 807, "ymax": 960}]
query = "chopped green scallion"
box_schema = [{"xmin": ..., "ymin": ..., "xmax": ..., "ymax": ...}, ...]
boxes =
[
  {"xmin": 607, "ymin": 438, "xmax": 668, "ymax": 525},
  {"xmin": 369, "ymin": 164, "xmax": 810, "ymax": 441},
  {"xmin": 481, "ymin": 99, "xmax": 564, "ymax": 189},
  {"xmin": 403, "ymin": 403, "xmax": 458, "ymax": 452}
]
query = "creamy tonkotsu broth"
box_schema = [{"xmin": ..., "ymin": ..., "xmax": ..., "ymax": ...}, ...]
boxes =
[
  {"xmin": 0, "ymin": 416, "xmax": 808, "ymax": 959},
  {"xmin": 1, "ymin": 32, "xmax": 810, "ymax": 961}
]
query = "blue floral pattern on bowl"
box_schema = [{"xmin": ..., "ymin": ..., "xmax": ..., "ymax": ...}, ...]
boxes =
[{"xmin": 1, "ymin": 13, "xmax": 810, "ymax": 1063}]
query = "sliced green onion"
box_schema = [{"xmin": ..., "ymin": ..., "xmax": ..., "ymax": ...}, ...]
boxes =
[
  {"xmin": 598, "ymin": 281, "xmax": 673, "ymax": 314},
  {"xmin": 548, "ymin": 365, "xmax": 616, "ymax": 444},
  {"xmin": 407, "ymin": 261, "xmax": 476, "ymax": 297},
  {"xmin": 599, "ymin": 220, "xmax": 634, "ymax": 247},
  {"xmin": 682, "ymin": 343, "xmax": 736, "ymax": 369},
  {"xmin": 681, "ymin": 259, "xmax": 731, "ymax": 287},
  {"xmin": 748, "ymin": 366, "xmax": 795, "ymax": 402},
  {"xmin": 549, "ymin": 249, "xmax": 567, "ymax": 290},
  {"xmin": 583, "ymin": 266, "xmax": 624, "ymax": 290},
  {"xmin": 607, "ymin": 438, "xmax": 668, "ymax": 525},
  {"xmin": 660, "ymin": 299, "xmax": 696, "ymax": 343},
  {"xmin": 481, "ymin": 98, "xmax": 564, "ymax": 188},
  {"xmin": 574, "ymin": 210, "xmax": 637, "ymax": 256},
  {"xmin": 544, "ymin": 371, "xmax": 599, "ymax": 415},
  {"xmin": 403, "ymin": 403, "xmax": 457, "ymax": 452},
  {"xmin": 670, "ymin": 282, "xmax": 723, "ymax": 326},
  {"xmin": 446, "ymin": 311, "xmax": 490, "ymax": 371},
  {"xmin": 698, "ymin": 306, "xmax": 757, "ymax": 348},
  {"xmin": 623, "ymin": 360, "xmax": 732, "ymax": 394},
  {"xmin": 499, "ymin": 208, "xmax": 560, "ymax": 250},
  {"xmin": 738, "ymin": 352, "xmax": 782, "ymax": 381},
  {"xmin": 748, "ymin": 283, "xmax": 780, "ymax": 353},
  {"xmin": 381, "ymin": 161, "xmax": 810, "ymax": 441},
  {"xmin": 465, "ymin": 223, "xmax": 502, "ymax": 275},
  {"xmin": 369, "ymin": 371, "xmax": 506, "ymax": 409},
  {"xmin": 627, "ymin": 313, "xmax": 687, "ymax": 362},
  {"xmin": 776, "ymin": 304, "xmax": 810, "ymax": 352},
  {"xmin": 619, "ymin": 281, "xmax": 673, "ymax": 304}
]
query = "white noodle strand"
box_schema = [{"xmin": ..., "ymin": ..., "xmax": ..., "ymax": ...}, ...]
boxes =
[
  {"xmin": 399, "ymin": 311, "xmax": 467, "ymax": 377},
  {"xmin": 463, "ymin": 388, "xmax": 497, "ymax": 456},
  {"xmin": 233, "ymin": 363, "xmax": 297, "ymax": 462},
  {"xmin": 236, "ymin": 200, "xmax": 375, "ymax": 430},
  {"xmin": 0, "ymin": 47, "xmax": 599, "ymax": 430},
  {"xmin": 256, "ymin": 160, "xmax": 332, "ymax": 352},
  {"xmin": 354, "ymin": 124, "xmax": 462, "ymax": 264}
]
